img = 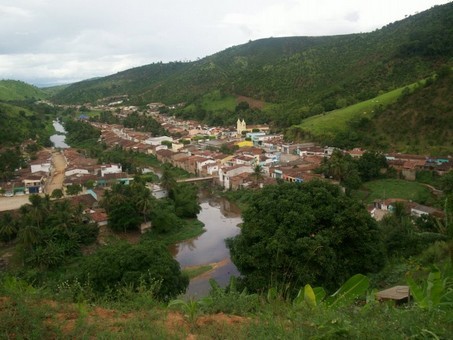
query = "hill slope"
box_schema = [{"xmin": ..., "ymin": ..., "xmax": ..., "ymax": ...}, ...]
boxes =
[
  {"xmin": 52, "ymin": 2, "xmax": 453, "ymax": 122},
  {"xmin": 0, "ymin": 80, "xmax": 48, "ymax": 101},
  {"xmin": 290, "ymin": 69, "xmax": 452, "ymax": 155}
]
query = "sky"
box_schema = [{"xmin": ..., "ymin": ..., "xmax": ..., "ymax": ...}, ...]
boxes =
[{"xmin": 0, "ymin": 0, "xmax": 450, "ymax": 87}]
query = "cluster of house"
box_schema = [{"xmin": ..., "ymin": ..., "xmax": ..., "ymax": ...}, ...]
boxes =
[
  {"xmin": 91, "ymin": 118, "xmax": 335, "ymax": 190},
  {"xmin": 370, "ymin": 198, "xmax": 446, "ymax": 221},
  {"xmin": 63, "ymin": 148, "xmax": 133, "ymax": 189},
  {"xmin": 2, "ymin": 106, "xmax": 452, "ymax": 230},
  {"xmin": 385, "ymin": 153, "xmax": 451, "ymax": 180},
  {"xmin": 0, "ymin": 149, "xmax": 52, "ymax": 196}
]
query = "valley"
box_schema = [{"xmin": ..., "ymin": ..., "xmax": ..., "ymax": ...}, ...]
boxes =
[{"xmin": 0, "ymin": 2, "xmax": 452, "ymax": 338}]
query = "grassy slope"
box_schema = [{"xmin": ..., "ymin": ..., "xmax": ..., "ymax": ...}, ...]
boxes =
[
  {"xmin": 297, "ymin": 83, "xmax": 418, "ymax": 137},
  {"xmin": 292, "ymin": 69, "xmax": 453, "ymax": 155},
  {"xmin": 369, "ymin": 71, "xmax": 453, "ymax": 155},
  {"xmin": 353, "ymin": 179, "xmax": 432, "ymax": 204},
  {"xmin": 0, "ymin": 80, "xmax": 48, "ymax": 101}
]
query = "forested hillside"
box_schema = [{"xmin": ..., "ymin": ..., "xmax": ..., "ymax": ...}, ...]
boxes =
[
  {"xmin": 358, "ymin": 67, "xmax": 453, "ymax": 155},
  {"xmin": 52, "ymin": 3, "xmax": 453, "ymax": 127},
  {"xmin": 0, "ymin": 80, "xmax": 48, "ymax": 101},
  {"xmin": 288, "ymin": 67, "xmax": 453, "ymax": 155}
]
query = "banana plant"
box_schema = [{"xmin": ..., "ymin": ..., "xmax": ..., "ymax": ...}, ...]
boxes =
[
  {"xmin": 407, "ymin": 267, "xmax": 453, "ymax": 310},
  {"xmin": 168, "ymin": 297, "xmax": 212, "ymax": 327},
  {"xmin": 293, "ymin": 274, "xmax": 369, "ymax": 309},
  {"xmin": 293, "ymin": 284, "xmax": 326, "ymax": 308}
]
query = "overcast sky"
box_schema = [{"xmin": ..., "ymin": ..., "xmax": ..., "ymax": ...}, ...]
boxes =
[{"xmin": 0, "ymin": 0, "xmax": 450, "ymax": 87}]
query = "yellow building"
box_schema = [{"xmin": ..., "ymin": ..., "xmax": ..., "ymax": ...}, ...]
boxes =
[{"xmin": 236, "ymin": 140, "xmax": 254, "ymax": 148}]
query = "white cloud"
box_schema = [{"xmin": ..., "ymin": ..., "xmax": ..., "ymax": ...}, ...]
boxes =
[{"xmin": 0, "ymin": 0, "xmax": 450, "ymax": 85}]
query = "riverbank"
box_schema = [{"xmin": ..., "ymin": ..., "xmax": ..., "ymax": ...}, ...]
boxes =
[{"xmin": 143, "ymin": 219, "xmax": 205, "ymax": 245}]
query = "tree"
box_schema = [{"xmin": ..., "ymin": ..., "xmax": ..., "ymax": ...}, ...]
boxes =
[
  {"xmin": 251, "ymin": 164, "xmax": 264, "ymax": 185},
  {"xmin": 108, "ymin": 201, "xmax": 142, "ymax": 233},
  {"xmin": 227, "ymin": 180, "xmax": 385, "ymax": 294},
  {"xmin": 0, "ymin": 212, "xmax": 17, "ymax": 242},
  {"xmin": 151, "ymin": 200, "xmax": 182, "ymax": 233},
  {"xmin": 160, "ymin": 166, "xmax": 177, "ymax": 192},
  {"xmin": 66, "ymin": 184, "xmax": 82, "ymax": 196},
  {"xmin": 80, "ymin": 240, "xmax": 189, "ymax": 301},
  {"xmin": 318, "ymin": 150, "xmax": 362, "ymax": 192},
  {"xmin": 51, "ymin": 188, "xmax": 64, "ymax": 199},
  {"xmin": 171, "ymin": 183, "xmax": 201, "ymax": 218},
  {"xmin": 356, "ymin": 151, "xmax": 387, "ymax": 182},
  {"xmin": 83, "ymin": 179, "xmax": 95, "ymax": 190}
]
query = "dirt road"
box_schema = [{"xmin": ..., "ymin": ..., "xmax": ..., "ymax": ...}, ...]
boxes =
[
  {"xmin": 45, "ymin": 150, "xmax": 67, "ymax": 195},
  {"xmin": 0, "ymin": 195, "xmax": 31, "ymax": 212}
]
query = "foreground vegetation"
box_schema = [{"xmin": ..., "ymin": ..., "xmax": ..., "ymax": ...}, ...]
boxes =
[{"xmin": 1, "ymin": 243, "xmax": 451, "ymax": 339}]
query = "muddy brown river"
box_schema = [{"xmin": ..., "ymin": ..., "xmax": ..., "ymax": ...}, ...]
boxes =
[{"xmin": 170, "ymin": 195, "xmax": 242, "ymax": 297}]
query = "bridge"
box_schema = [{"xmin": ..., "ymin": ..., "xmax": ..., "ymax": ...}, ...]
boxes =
[{"xmin": 176, "ymin": 176, "xmax": 216, "ymax": 184}]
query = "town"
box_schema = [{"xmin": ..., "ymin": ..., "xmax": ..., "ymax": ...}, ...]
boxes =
[{"xmin": 1, "ymin": 100, "xmax": 450, "ymax": 228}]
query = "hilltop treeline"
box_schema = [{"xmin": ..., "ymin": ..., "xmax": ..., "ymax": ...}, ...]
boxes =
[{"xmin": 52, "ymin": 3, "xmax": 453, "ymax": 129}]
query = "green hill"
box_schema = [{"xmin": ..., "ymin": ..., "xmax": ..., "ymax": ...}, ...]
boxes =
[
  {"xmin": 52, "ymin": 2, "xmax": 453, "ymax": 127},
  {"xmin": 41, "ymin": 83, "xmax": 71, "ymax": 97},
  {"xmin": 0, "ymin": 80, "xmax": 48, "ymax": 101},
  {"xmin": 290, "ymin": 69, "xmax": 453, "ymax": 155},
  {"xmin": 0, "ymin": 101, "xmax": 56, "ymax": 147},
  {"xmin": 295, "ymin": 83, "xmax": 419, "ymax": 137}
]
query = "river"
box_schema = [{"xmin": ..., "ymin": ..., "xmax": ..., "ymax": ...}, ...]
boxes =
[
  {"xmin": 171, "ymin": 194, "xmax": 242, "ymax": 297},
  {"xmin": 50, "ymin": 120, "xmax": 70, "ymax": 148}
]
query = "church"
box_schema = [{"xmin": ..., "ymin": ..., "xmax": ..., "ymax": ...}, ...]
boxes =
[{"xmin": 236, "ymin": 118, "xmax": 269, "ymax": 137}]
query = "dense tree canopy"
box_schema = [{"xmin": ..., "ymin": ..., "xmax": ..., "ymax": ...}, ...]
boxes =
[
  {"xmin": 2, "ymin": 195, "xmax": 99, "ymax": 269},
  {"xmin": 79, "ymin": 240, "xmax": 189, "ymax": 301},
  {"xmin": 227, "ymin": 180, "xmax": 385, "ymax": 294}
]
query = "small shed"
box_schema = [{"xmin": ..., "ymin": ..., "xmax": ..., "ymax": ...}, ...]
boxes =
[{"xmin": 376, "ymin": 285, "xmax": 410, "ymax": 304}]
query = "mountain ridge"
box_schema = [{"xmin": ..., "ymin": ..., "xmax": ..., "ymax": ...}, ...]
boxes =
[{"xmin": 52, "ymin": 2, "xmax": 453, "ymax": 118}]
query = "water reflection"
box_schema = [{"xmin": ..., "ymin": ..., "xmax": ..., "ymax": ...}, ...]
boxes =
[
  {"xmin": 172, "ymin": 196, "xmax": 242, "ymax": 297},
  {"xmin": 50, "ymin": 121, "xmax": 69, "ymax": 148}
]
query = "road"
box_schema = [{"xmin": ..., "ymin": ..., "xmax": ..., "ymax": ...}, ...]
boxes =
[
  {"xmin": 0, "ymin": 150, "xmax": 67, "ymax": 212},
  {"xmin": 0, "ymin": 195, "xmax": 31, "ymax": 212},
  {"xmin": 45, "ymin": 150, "xmax": 67, "ymax": 195}
]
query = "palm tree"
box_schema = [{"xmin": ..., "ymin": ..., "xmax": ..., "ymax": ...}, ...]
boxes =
[
  {"xmin": 135, "ymin": 188, "xmax": 155, "ymax": 224},
  {"xmin": 27, "ymin": 194, "xmax": 46, "ymax": 228},
  {"xmin": 18, "ymin": 224, "xmax": 41, "ymax": 250},
  {"xmin": 252, "ymin": 164, "xmax": 264, "ymax": 184},
  {"xmin": 0, "ymin": 212, "xmax": 17, "ymax": 242},
  {"xmin": 160, "ymin": 167, "xmax": 176, "ymax": 193}
]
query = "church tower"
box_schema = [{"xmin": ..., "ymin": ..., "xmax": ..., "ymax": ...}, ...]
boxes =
[{"xmin": 237, "ymin": 118, "xmax": 246, "ymax": 136}]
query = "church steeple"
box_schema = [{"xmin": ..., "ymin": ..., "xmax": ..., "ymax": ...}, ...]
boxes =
[{"xmin": 237, "ymin": 118, "xmax": 247, "ymax": 136}]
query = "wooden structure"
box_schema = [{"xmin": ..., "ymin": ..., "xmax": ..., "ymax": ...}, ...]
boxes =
[{"xmin": 376, "ymin": 285, "xmax": 410, "ymax": 304}]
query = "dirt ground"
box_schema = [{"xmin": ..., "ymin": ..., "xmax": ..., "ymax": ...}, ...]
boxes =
[
  {"xmin": 45, "ymin": 150, "xmax": 67, "ymax": 195},
  {"xmin": 0, "ymin": 195, "xmax": 31, "ymax": 212}
]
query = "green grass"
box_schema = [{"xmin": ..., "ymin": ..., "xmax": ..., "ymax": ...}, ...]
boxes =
[
  {"xmin": 0, "ymin": 102, "xmax": 34, "ymax": 116},
  {"xmin": 143, "ymin": 219, "xmax": 205, "ymax": 245},
  {"xmin": 182, "ymin": 265, "xmax": 213, "ymax": 279},
  {"xmin": 354, "ymin": 179, "xmax": 432, "ymax": 204},
  {"xmin": 0, "ymin": 80, "xmax": 48, "ymax": 101},
  {"xmin": 201, "ymin": 90, "xmax": 237, "ymax": 112},
  {"xmin": 297, "ymin": 81, "xmax": 421, "ymax": 137},
  {"xmin": 80, "ymin": 110, "xmax": 102, "ymax": 118}
]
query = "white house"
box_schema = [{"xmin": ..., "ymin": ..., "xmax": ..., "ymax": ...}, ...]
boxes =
[
  {"xmin": 100, "ymin": 164, "xmax": 122, "ymax": 177},
  {"xmin": 31, "ymin": 162, "xmax": 51, "ymax": 174},
  {"xmin": 65, "ymin": 168, "xmax": 90, "ymax": 177},
  {"xmin": 196, "ymin": 159, "xmax": 217, "ymax": 174},
  {"xmin": 218, "ymin": 165, "xmax": 254, "ymax": 189},
  {"xmin": 144, "ymin": 136, "xmax": 173, "ymax": 146}
]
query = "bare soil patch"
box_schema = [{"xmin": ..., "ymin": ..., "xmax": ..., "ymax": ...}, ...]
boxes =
[{"xmin": 236, "ymin": 95, "xmax": 266, "ymax": 109}]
